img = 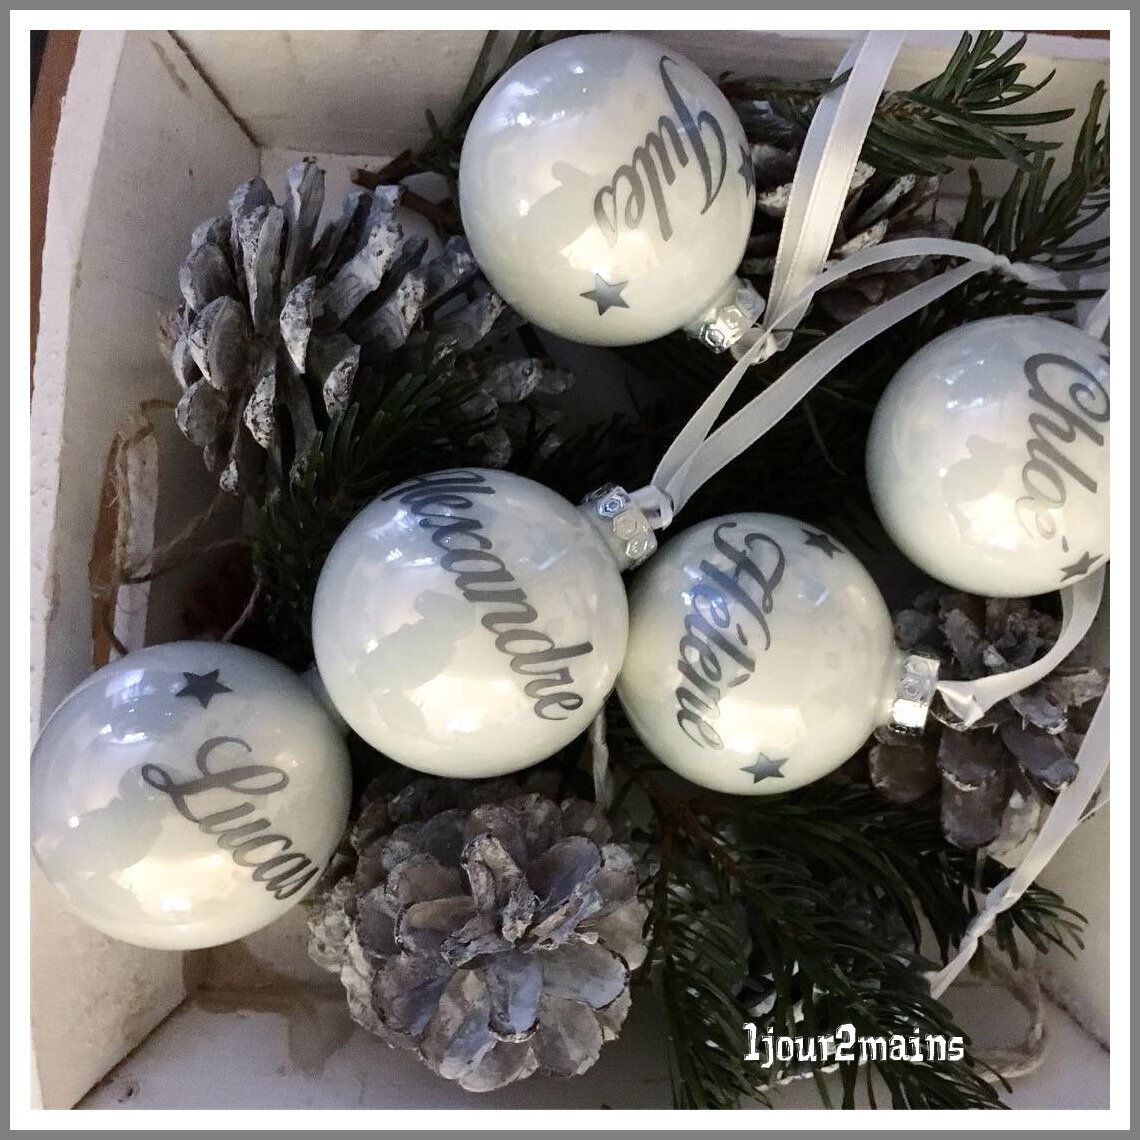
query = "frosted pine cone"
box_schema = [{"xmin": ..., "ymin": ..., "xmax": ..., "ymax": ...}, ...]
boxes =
[
  {"xmin": 308, "ymin": 777, "xmax": 648, "ymax": 1091},
  {"xmin": 162, "ymin": 160, "xmax": 552, "ymax": 498},
  {"xmin": 729, "ymin": 96, "xmax": 949, "ymax": 323},
  {"xmin": 868, "ymin": 589, "xmax": 1107, "ymax": 854},
  {"xmin": 456, "ymin": 354, "xmax": 575, "ymax": 469}
]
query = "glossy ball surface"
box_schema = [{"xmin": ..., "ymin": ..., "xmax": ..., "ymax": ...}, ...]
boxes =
[
  {"xmin": 867, "ymin": 315, "xmax": 1110, "ymax": 596},
  {"xmin": 31, "ymin": 642, "xmax": 351, "ymax": 949},
  {"xmin": 458, "ymin": 33, "xmax": 755, "ymax": 346},
  {"xmin": 312, "ymin": 468, "xmax": 629, "ymax": 777},
  {"xmin": 617, "ymin": 513, "xmax": 901, "ymax": 795}
]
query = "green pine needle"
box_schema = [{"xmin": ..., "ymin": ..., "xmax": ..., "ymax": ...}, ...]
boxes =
[
  {"xmin": 247, "ymin": 346, "xmax": 489, "ymax": 667},
  {"xmin": 632, "ymin": 767, "xmax": 1084, "ymax": 1110},
  {"xmin": 725, "ymin": 32, "xmax": 1073, "ymax": 176}
]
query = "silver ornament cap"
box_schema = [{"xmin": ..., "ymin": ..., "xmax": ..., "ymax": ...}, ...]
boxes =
[
  {"xmin": 887, "ymin": 652, "xmax": 940, "ymax": 734},
  {"xmin": 579, "ymin": 484, "xmax": 658, "ymax": 571},
  {"xmin": 686, "ymin": 276, "xmax": 766, "ymax": 353}
]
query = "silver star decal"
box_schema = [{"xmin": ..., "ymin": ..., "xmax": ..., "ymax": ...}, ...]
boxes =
[
  {"xmin": 176, "ymin": 669, "xmax": 232, "ymax": 709},
  {"xmin": 580, "ymin": 273, "xmax": 629, "ymax": 316},
  {"xmin": 740, "ymin": 754, "xmax": 787, "ymax": 784},
  {"xmin": 737, "ymin": 144, "xmax": 756, "ymax": 194},
  {"xmin": 1059, "ymin": 550, "xmax": 1102, "ymax": 582},
  {"xmin": 803, "ymin": 529, "xmax": 844, "ymax": 559}
]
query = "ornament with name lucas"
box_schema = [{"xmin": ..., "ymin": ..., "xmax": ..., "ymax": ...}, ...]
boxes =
[
  {"xmin": 30, "ymin": 642, "xmax": 351, "ymax": 950},
  {"xmin": 458, "ymin": 33, "xmax": 759, "ymax": 350},
  {"xmin": 617, "ymin": 513, "xmax": 933, "ymax": 796},
  {"xmin": 311, "ymin": 469, "xmax": 645, "ymax": 778},
  {"xmin": 867, "ymin": 315, "xmax": 1109, "ymax": 597}
]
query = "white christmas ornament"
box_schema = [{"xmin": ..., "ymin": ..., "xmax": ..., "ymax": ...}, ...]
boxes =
[
  {"xmin": 312, "ymin": 469, "xmax": 647, "ymax": 778},
  {"xmin": 867, "ymin": 315, "xmax": 1110, "ymax": 597},
  {"xmin": 617, "ymin": 513, "xmax": 933, "ymax": 796},
  {"xmin": 458, "ymin": 33, "xmax": 759, "ymax": 350},
  {"xmin": 31, "ymin": 642, "xmax": 351, "ymax": 950}
]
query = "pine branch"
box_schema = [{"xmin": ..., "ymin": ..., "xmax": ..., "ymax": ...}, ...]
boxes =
[
  {"xmin": 724, "ymin": 32, "xmax": 1073, "ymax": 176},
  {"xmin": 607, "ymin": 77, "xmax": 1108, "ymax": 528},
  {"xmin": 246, "ymin": 346, "xmax": 489, "ymax": 667},
  {"xmin": 927, "ymin": 79, "xmax": 1110, "ymax": 326},
  {"xmin": 633, "ymin": 768, "xmax": 1084, "ymax": 1109},
  {"xmin": 358, "ymin": 31, "xmax": 575, "ymax": 225}
]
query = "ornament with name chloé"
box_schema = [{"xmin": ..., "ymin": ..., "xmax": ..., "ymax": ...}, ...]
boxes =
[
  {"xmin": 617, "ymin": 513, "xmax": 933, "ymax": 796},
  {"xmin": 458, "ymin": 33, "xmax": 759, "ymax": 350},
  {"xmin": 30, "ymin": 642, "xmax": 351, "ymax": 949},
  {"xmin": 312, "ymin": 469, "xmax": 651, "ymax": 778},
  {"xmin": 867, "ymin": 315, "xmax": 1110, "ymax": 597}
]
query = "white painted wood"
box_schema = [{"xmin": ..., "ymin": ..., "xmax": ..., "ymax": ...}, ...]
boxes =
[
  {"xmin": 1034, "ymin": 592, "xmax": 1111, "ymax": 1045},
  {"xmin": 1039, "ymin": 801, "xmax": 1111, "ymax": 1045},
  {"xmin": 31, "ymin": 29, "xmax": 258, "ymax": 723},
  {"xmin": 30, "ymin": 30, "xmax": 124, "ymax": 738},
  {"xmin": 29, "ymin": 28, "xmax": 258, "ymax": 1109},
  {"xmin": 174, "ymin": 30, "xmax": 517, "ymax": 154},
  {"xmin": 77, "ymin": 984, "xmax": 1107, "ymax": 1111},
  {"xmin": 178, "ymin": 29, "xmax": 1108, "ymax": 200}
]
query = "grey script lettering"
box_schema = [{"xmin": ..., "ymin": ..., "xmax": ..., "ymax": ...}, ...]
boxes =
[
  {"xmin": 141, "ymin": 736, "xmax": 320, "ymax": 900},
  {"xmin": 675, "ymin": 524, "xmax": 785, "ymax": 749},
  {"xmin": 382, "ymin": 470, "xmax": 593, "ymax": 721},
  {"xmin": 593, "ymin": 56, "xmax": 728, "ymax": 246},
  {"xmin": 1015, "ymin": 352, "xmax": 1109, "ymax": 540}
]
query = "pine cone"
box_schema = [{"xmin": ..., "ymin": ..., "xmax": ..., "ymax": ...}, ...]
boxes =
[
  {"xmin": 456, "ymin": 355, "xmax": 575, "ymax": 469},
  {"xmin": 732, "ymin": 99, "xmax": 950, "ymax": 324},
  {"xmin": 868, "ymin": 589, "xmax": 1107, "ymax": 854},
  {"xmin": 163, "ymin": 161, "xmax": 568, "ymax": 497},
  {"xmin": 308, "ymin": 776, "xmax": 648, "ymax": 1091}
]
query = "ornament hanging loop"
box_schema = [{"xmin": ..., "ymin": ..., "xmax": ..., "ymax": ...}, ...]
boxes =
[
  {"xmin": 631, "ymin": 240, "xmax": 1071, "ymax": 530},
  {"xmin": 928, "ymin": 688, "xmax": 1110, "ymax": 999},
  {"xmin": 936, "ymin": 568, "xmax": 1107, "ymax": 729}
]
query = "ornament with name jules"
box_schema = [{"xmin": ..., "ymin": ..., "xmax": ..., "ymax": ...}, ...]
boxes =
[
  {"xmin": 458, "ymin": 33, "xmax": 759, "ymax": 350},
  {"xmin": 312, "ymin": 469, "xmax": 646, "ymax": 779},
  {"xmin": 31, "ymin": 642, "xmax": 351, "ymax": 950},
  {"xmin": 867, "ymin": 315, "xmax": 1109, "ymax": 597},
  {"xmin": 617, "ymin": 513, "xmax": 933, "ymax": 796}
]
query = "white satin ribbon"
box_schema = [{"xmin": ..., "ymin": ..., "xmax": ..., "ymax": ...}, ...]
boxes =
[
  {"xmin": 635, "ymin": 238, "xmax": 1068, "ymax": 527},
  {"xmin": 1084, "ymin": 289, "xmax": 1111, "ymax": 338},
  {"xmin": 760, "ymin": 30, "xmax": 904, "ymax": 355},
  {"xmin": 937, "ymin": 569, "xmax": 1107, "ymax": 728},
  {"xmin": 928, "ymin": 686, "xmax": 1110, "ymax": 1000},
  {"xmin": 635, "ymin": 30, "xmax": 902, "ymax": 523}
]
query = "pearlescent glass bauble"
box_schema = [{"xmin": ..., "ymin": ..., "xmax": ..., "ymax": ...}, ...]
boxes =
[
  {"xmin": 867, "ymin": 315, "xmax": 1109, "ymax": 597},
  {"xmin": 458, "ymin": 33, "xmax": 756, "ymax": 347},
  {"xmin": 31, "ymin": 642, "xmax": 351, "ymax": 950},
  {"xmin": 617, "ymin": 513, "xmax": 903, "ymax": 795},
  {"xmin": 311, "ymin": 468, "xmax": 630, "ymax": 777}
]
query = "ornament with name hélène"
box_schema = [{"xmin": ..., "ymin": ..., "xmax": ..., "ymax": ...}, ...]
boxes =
[
  {"xmin": 616, "ymin": 513, "xmax": 930, "ymax": 796},
  {"xmin": 311, "ymin": 469, "xmax": 648, "ymax": 778},
  {"xmin": 30, "ymin": 641, "xmax": 351, "ymax": 949},
  {"xmin": 866, "ymin": 315, "xmax": 1110, "ymax": 597},
  {"xmin": 458, "ymin": 32, "xmax": 759, "ymax": 350}
]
